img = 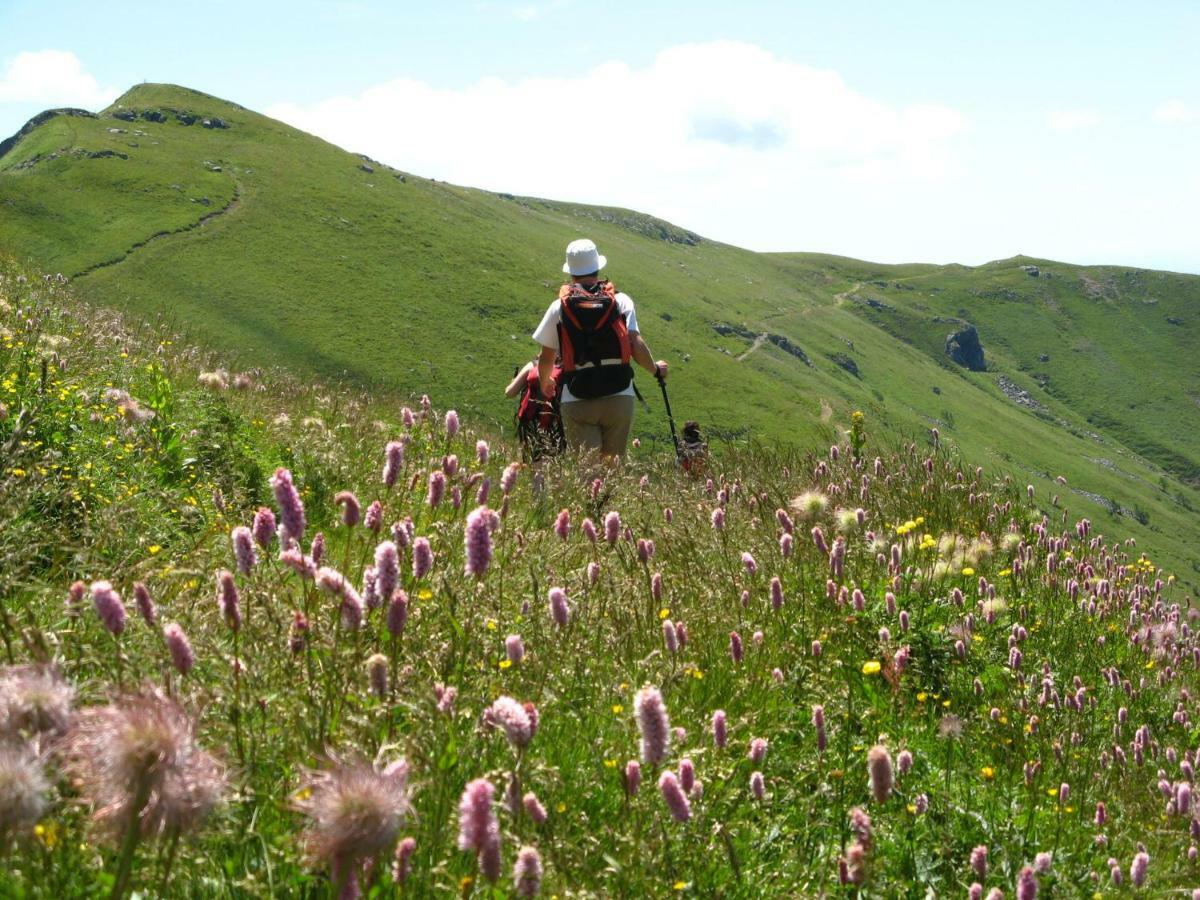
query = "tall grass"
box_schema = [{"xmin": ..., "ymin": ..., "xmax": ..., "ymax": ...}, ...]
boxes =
[{"xmin": 1, "ymin": 260, "xmax": 1198, "ymax": 896}]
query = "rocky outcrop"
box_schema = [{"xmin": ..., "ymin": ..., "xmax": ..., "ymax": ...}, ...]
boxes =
[
  {"xmin": 1020, "ymin": 264, "xmax": 1040, "ymax": 277},
  {"xmin": 766, "ymin": 333, "xmax": 811, "ymax": 366},
  {"xmin": 945, "ymin": 324, "xmax": 986, "ymax": 371},
  {"xmin": 201, "ymin": 117, "xmax": 229, "ymax": 129},
  {"xmin": 712, "ymin": 322, "xmax": 757, "ymax": 340},
  {"xmin": 828, "ymin": 353, "xmax": 860, "ymax": 377}
]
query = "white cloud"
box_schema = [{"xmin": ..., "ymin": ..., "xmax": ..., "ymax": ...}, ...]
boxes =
[
  {"xmin": 1153, "ymin": 99, "xmax": 1197, "ymax": 124},
  {"xmin": 1047, "ymin": 109, "xmax": 1103, "ymax": 131},
  {"xmin": 0, "ymin": 50, "xmax": 119, "ymax": 110},
  {"xmin": 266, "ymin": 41, "xmax": 966, "ymax": 250}
]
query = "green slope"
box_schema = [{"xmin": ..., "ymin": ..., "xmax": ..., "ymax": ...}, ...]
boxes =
[{"xmin": 1, "ymin": 83, "xmax": 1199, "ymax": 591}]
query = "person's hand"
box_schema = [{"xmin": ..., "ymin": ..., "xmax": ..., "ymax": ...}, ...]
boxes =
[
  {"xmin": 654, "ymin": 360, "xmax": 669, "ymax": 380},
  {"xmin": 540, "ymin": 375, "xmax": 556, "ymax": 397}
]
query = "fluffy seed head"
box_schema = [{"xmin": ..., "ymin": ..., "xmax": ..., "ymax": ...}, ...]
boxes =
[
  {"xmin": 0, "ymin": 745, "xmax": 48, "ymax": 837},
  {"xmin": 62, "ymin": 687, "xmax": 226, "ymax": 841},
  {"xmin": 0, "ymin": 664, "xmax": 74, "ymax": 741},
  {"xmin": 295, "ymin": 754, "xmax": 410, "ymax": 871}
]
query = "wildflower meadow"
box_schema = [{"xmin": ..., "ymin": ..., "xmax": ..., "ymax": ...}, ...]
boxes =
[{"xmin": 2, "ymin": 259, "xmax": 1199, "ymax": 897}]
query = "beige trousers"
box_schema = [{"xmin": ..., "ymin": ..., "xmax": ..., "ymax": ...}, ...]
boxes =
[{"xmin": 560, "ymin": 395, "xmax": 636, "ymax": 456}]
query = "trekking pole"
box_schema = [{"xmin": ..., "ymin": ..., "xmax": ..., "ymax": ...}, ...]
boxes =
[
  {"xmin": 656, "ymin": 368, "xmax": 682, "ymax": 460},
  {"xmin": 631, "ymin": 380, "xmax": 652, "ymax": 412}
]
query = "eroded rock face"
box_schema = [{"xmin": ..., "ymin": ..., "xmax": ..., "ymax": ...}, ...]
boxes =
[{"xmin": 945, "ymin": 324, "xmax": 986, "ymax": 371}]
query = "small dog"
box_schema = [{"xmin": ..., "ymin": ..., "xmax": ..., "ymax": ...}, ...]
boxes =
[{"xmin": 680, "ymin": 420, "xmax": 709, "ymax": 476}]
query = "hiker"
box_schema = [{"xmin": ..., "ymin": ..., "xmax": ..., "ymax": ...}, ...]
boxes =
[
  {"xmin": 532, "ymin": 238, "xmax": 668, "ymax": 458},
  {"xmin": 506, "ymin": 358, "xmax": 566, "ymax": 461},
  {"xmin": 680, "ymin": 420, "xmax": 709, "ymax": 477}
]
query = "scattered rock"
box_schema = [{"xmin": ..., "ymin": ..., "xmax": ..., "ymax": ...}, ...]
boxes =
[
  {"xmin": 1020, "ymin": 264, "xmax": 1040, "ymax": 277},
  {"xmin": 85, "ymin": 150, "xmax": 128, "ymax": 160},
  {"xmin": 107, "ymin": 127, "xmax": 126, "ymax": 134},
  {"xmin": 175, "ymin": 112, "xmax": 197, "ymax": 126},
  {"xmin": 395, "ymin": 173, "xmax": 407, "ymax": 183},
  {"xmin": 827, "ymin": 353, "xmax": 860, "ymax": 377},
  {"xmin": 112, "ymin": 109, "xmax": 138, "ymax": 122},
  {"xmin": 932, "ymin": 386, "xmax": 942, "ymax": 395},
  {"xmin": 1038, "ymin": 354, "xmax": 1050, "ymax": 362},
  {"xmin": 659, "ymin": 312, "xmax": 672, "ymax": 321},
  {"xmin": 201, "ymin": 117, "xmax": 229, "ymax": 129},
  {"xmin": 997, "ymin": 375, "xmax": 1046, "ymax": 412},
  {"xmin": 141, "ymin": 110, "xmax": 167, "ymax": 123},
  {"xmin": 945, "ymin": 324, "xmax": 986, "ymax": 371},
  {"xmin": 359, "ymin": 163, "xmax": 375, "ymax": 173},
  {"xmin": 1167, "ymin": 317, "xmax": 1184, "ymax": 326}
]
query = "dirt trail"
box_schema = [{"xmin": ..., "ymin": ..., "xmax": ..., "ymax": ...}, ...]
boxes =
[
  {"xmin": 73, "ymin": 177, "xmax": 243, "ymax": 279},
  {"xmin": 833, "ymin": 281, "xmax": 865, "ymax": 306},
  {"xmin": 736, "ymin": 333, "xmax": 769, "ymax": 362}
]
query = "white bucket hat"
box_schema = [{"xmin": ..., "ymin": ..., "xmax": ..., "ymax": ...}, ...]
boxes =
[{"xmin": 562, "ymin": 238, "xmax": 607, "ymax": 276}]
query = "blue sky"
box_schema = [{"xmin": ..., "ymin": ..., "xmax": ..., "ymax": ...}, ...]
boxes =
[{"xmin": 2, "ymin": 0, "xmax": 1198, "ymax": 273}]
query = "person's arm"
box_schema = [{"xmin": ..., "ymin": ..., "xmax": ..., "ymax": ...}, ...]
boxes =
[
  {"xmin": 505, "ymin": 362, "xmax": 533, "ymax": 398},
  {"xmin": 537, "ymin": 345, "xmax": 558, "ymax": 396},
  {"xmin": 630, "ymin": 332, "xmax": 669, "ymax": 380}
]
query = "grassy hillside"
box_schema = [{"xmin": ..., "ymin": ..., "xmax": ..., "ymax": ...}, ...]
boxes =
[
  {"xmin": 1, "ymin": 83, "xmax": 1198, "ymax": 594},
  {"xmin": 2, "ymin": 258, "xmax": 1199, "ymax": 897}
]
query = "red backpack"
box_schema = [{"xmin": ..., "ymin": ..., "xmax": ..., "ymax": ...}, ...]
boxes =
[
  {"xmin": 556, "ymin": 281, "xmax": 633, "ymax": 399},
  {"xmin": 516, "ymin": 364, "xmax": 565, "ymax": 460}
]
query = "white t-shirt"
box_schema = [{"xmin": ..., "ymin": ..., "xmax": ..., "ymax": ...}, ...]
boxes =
[{"xmin": 532, "ymin": 290, "xmax": 639, "ymax": 403}]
